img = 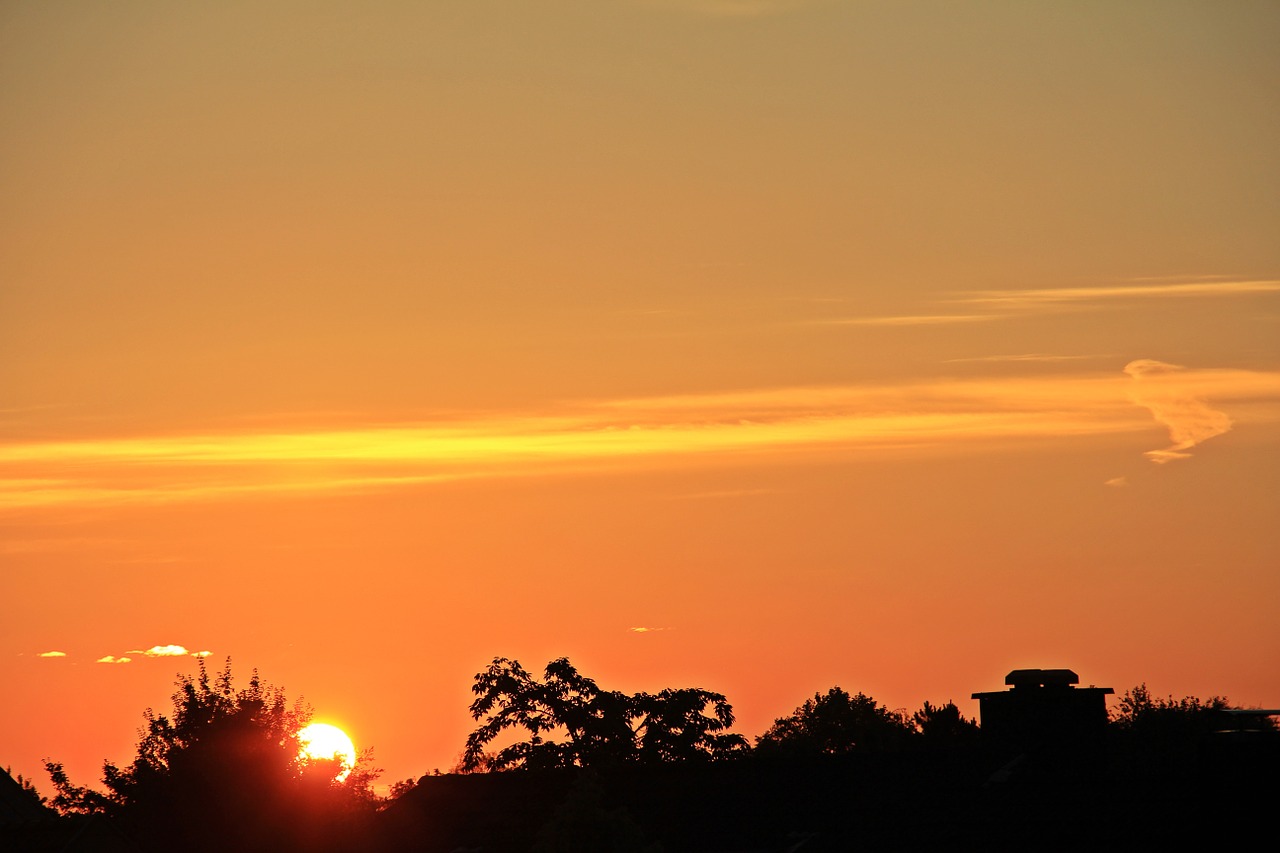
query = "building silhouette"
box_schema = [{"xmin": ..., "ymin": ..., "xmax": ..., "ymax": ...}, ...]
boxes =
[{"xmin": 972, "ymin": 668, "xmax": 1113, "ymax": 756}]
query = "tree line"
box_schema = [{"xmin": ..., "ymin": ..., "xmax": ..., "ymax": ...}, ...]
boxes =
[
  {"xmin": 461, "ymin": 657, "xmax": 981, "ymax": 772},
  {"xmin": 11, "ymin": 655, "xmax": 1272, "ymax": 852}
]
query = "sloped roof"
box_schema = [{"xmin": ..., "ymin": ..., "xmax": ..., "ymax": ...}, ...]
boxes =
[{"xmin": 0, "ymin": 766, "xmax": 56, "ymax": 825}]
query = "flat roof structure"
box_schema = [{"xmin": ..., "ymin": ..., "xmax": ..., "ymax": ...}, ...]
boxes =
[{"xmin": 972, "ymin": 668, "xmax": 1113, "ymax": 754}]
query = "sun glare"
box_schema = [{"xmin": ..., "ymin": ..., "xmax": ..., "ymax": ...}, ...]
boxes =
[{"xmin": 298, "ymin": 722, "xmax": 357, "ymax": 781}]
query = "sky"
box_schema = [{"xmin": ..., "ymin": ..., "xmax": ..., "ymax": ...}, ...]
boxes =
[{"xmin": 3, "ymin": 1, "xmax": 1278, "ymax": 793}]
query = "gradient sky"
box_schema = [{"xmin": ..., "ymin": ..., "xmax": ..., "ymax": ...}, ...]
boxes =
[{"xmin": 3, "ymin": 1, "xmax": 1278, "ymax": 793}]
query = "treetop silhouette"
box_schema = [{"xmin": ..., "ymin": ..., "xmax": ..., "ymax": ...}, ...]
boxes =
[
  {"xmin": 1111, "ymin": 683, "xmax": 1234, "ymax": 736},
  {"xmin": 463, "ymin": 657, "xmax": 748, "ymax": 771},
  {"xmin": 913, "ymin": 699, "xmax": 981, "ymax": 747},
  {"xmin": 755, "ymin": 686, "xmax": 916, "ymax": 756}
]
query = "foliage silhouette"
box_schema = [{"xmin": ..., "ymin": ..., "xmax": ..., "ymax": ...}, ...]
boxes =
[
  {"xmin": 755, "ymin": 687, "xmax": 916, "ymax": 756},
  {"xmin": 1108, "ymin": 683, "xmax": 1276, "ymax": 777},
  {"xmin": 630, "ymin": 687, "xmax": 745, "ymax": 764},
  {"xmin": 3, "ymin": 766, "xmax": 46, "ymax": 809},
  {"xmin": 912, "ymin": 700, "xmax": 981, "ymax": 747},
  {"xmin": 22, "ymin": 665, "xmax": 1278, "ymax": 851},
  {"xmin": 463, "ymin": 657, "xmax": 748, "ymax": 771},
  {"xmin": 43, "ymin": 659, "xmax": 379, "ymax": 853},
  {"xmin": 1111, "ymin": 683, "xmax": 1233, "ymax": 736},
  {"xmin": 44, "ymin": 760, "xmax": 108, "ymax": 816}
]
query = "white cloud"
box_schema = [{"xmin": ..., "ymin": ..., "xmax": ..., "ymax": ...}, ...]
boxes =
[
  {"xmin": 128, "ymin": 644, "xmax": 195, "ymax": 658},
  {"xmin": 97, "ymin": 655, "xmax": 132, "ymax": 664},
  {"xmin": 38, "ymin": 651, "xmax": 66, "ymax": 658}
]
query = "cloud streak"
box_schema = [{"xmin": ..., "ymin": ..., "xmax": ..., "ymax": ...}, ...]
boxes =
[
  {"xmin": 942, "ymin": 353, "xmax": 1104, "ymax": 364},
  {"xmin": 2, "ymin": 366, "xmax": 1277, "ymax": 509},
  {"xmin": 819, "ymin": 279, "xmax": 1279, "ymax": 327},
  {"xmin": 812, "ymin": 314, "xmax": 998, "ymax": 327},
  {"xmin": 667, "ymin": 488, "xmax": 776, "ymax": 500},
  {"xmin": 641, "ymin": 0, "xmax": 817, "ymax": 18},
  {"xmin": 957, "ymin": 279, "xmax": 1280, "ymax": 309}
]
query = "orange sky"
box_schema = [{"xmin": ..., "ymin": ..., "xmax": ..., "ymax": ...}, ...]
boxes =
[{"xmin": 3, "ymin": 1, "xmax": 1278, "ymax": 794}]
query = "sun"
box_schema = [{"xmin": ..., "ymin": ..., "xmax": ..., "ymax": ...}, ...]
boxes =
[{"xmin": 298, "ymin": 722, "xmax": 357, "ymax": 781}]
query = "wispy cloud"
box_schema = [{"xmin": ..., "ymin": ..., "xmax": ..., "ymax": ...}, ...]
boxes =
[
  {"xmin": 668, "ymin": 488, "xmax": 775, "ymax": 500},
  {"xmin": 1104, "ymin": 477, "xmax": 1128, "ymax": 488},
  {"xmin": 38, "ymin": 651, "xmax": 66, "ymax": 658},
  {"xmin": 0, "ymin": 475, "xmax": 448, "ymax": 511},
  {"xmin": 942, "ymin": 353, "xmax": 1103, "ymax": 364},
  {"xmin": 812, "ymin": 314, "xmax": 998, "ymax": 327},
  {"xmin": 629, "ymin": 626, "xmax": 674, "ymax": 633},
  {"xmin": 97, "ymin": 655, "xmax": 132, "ymax": 664},
  {"xmin": 104, "ymin": 555, "xmax": 192, "ymax": 566},
  {"xmin": 819, "ymin": 278, "xmax": 1280, "ymax": 328},
  {"xmin": 640, "ymin": 0, "xmax": 817, "ymax": 18},
  {"xmin": 3, "ymin": 366, "xmax": 1277, "ymax": 510},
  {"xmin": 956, "ymin": 279, "xmax": 1280, "ymax": 309},
  {"xmin": 3, "ymin": 537, "xmax": 115, "ymax": 554},
  {"xmin": 1124, "ymin": 360, "xmax": 1235, "ymax": 463}
]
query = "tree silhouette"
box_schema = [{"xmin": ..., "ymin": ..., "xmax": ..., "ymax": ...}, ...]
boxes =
[
  {"xmin": 1111, "ymin": 683, "xmax": 1234, "ymax": 737},
  {"xmin": 912, "ymin": 700, "xmax": 980, "ymax": 747},
  {"xmin": 1105, "ymin": 683, "xmax": 1280, "ymax": 786},
  {"xmin": 44, "ymin": 760, "xmax": 109, "ymax": 816},
  {"xmin": 755, "ymin": 687, "xmax": 915, "ymax": 756},
  {"xmin": 463, "ymin": 657, "xmax": 747, "ymax": 771},
  {"xmin": 44, "ymin": 659, "xmax": 378, "ymax": 853}
]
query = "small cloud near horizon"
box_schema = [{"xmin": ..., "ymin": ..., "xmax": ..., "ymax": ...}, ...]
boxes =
[
  {"xmin": 38, "ymin": 651, "xmax": 67, "ymax": 658},
  {"xmin": 1105, "ymin": 477, "xmax": 1128, "ymax": 488},
  {"xmin": 629, "ymin": 626, "xmax": 674, "ymax": 633},
  {"xmin": 126, "ymin": 645, "xmax": 211, "ymax": 658},
  {"xmin": 97, "ymin": 655, "xmax": 132, "ymax": 664}
]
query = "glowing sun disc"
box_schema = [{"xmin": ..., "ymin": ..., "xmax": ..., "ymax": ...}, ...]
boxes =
[{"xmin": 298, "ymin": 722, "xmax": 356, "ymax": 780}]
